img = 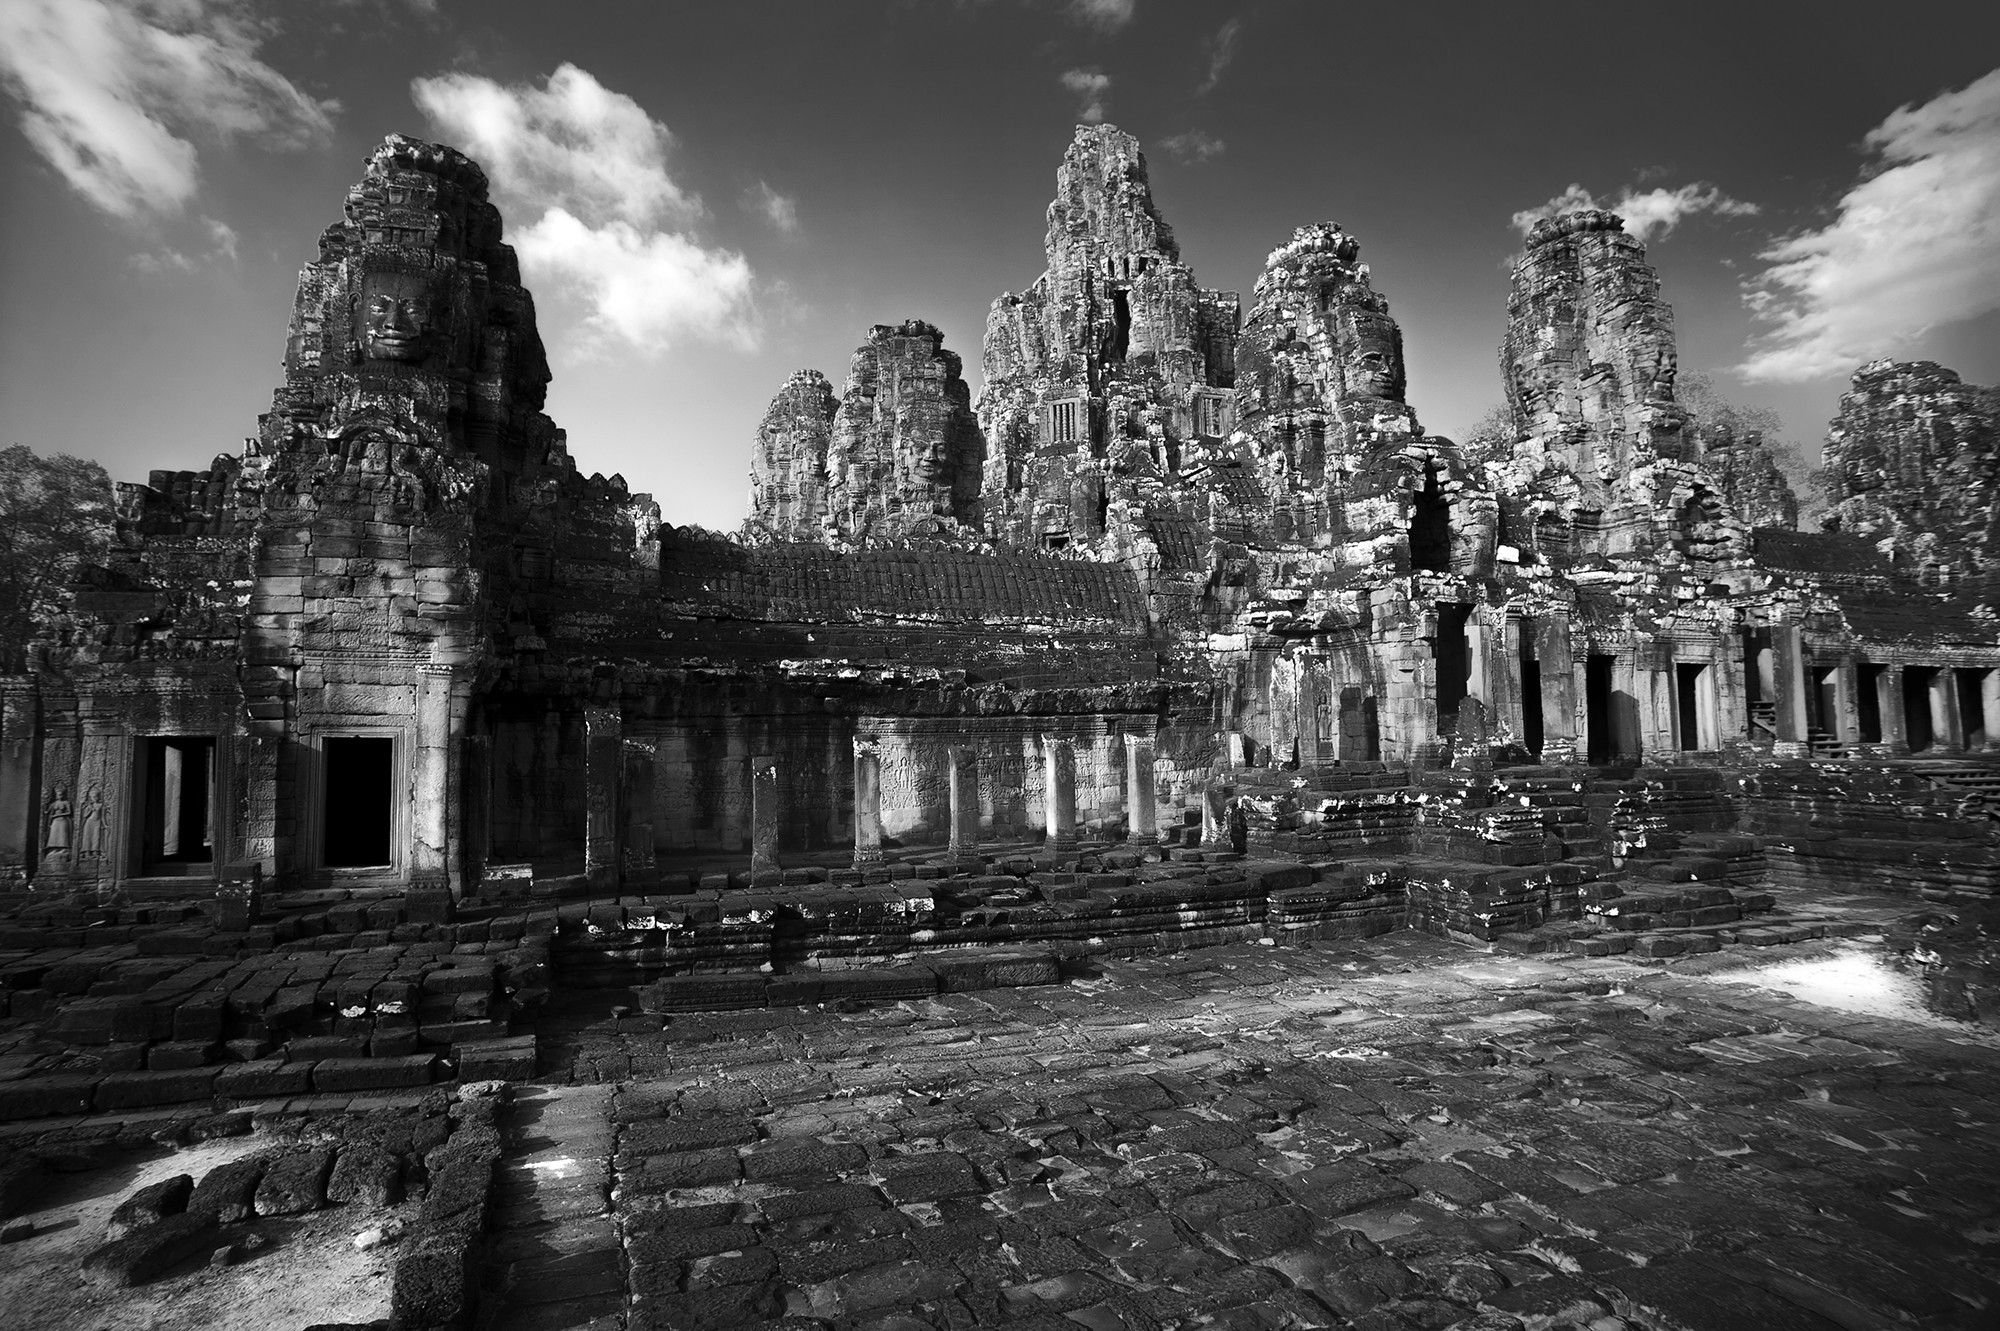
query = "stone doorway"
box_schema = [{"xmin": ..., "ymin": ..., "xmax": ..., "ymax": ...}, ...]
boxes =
[
  {"xmin": 324, "ymin": 736, "xmax": 395, "ymax": 868},
  {"xmin": 134, "ymin": 736, "xmax": 215, "ymax": 876},
  {"xmin": 1585, "ymin": 654, "xmax": 1615, "ymax": 764}
]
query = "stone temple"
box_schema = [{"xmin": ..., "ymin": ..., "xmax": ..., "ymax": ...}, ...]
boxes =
[
  {"xmin": 6, "ymin": 126, "xmax": 2000, "ymax": 1330},
  {"xmin": 7, "ymin": 124, "xmax": 2000, "ymax": 914}
]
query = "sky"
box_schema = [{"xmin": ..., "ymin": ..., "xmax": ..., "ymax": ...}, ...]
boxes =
[{"xmin": 2, "ymin": 0, "xmax": 1998, "ymax": 531}]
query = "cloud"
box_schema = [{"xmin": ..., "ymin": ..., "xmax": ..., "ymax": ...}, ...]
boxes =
[
  {"xmin": 1061, "ymin": 68, "xmax": 1111, "ymax": 123},
  {"xmin": 130, "ymin": 212, "xmax": 242, "ymax": 273},
  {"xmin": 0, "ymin": 0, "xmax": 335, "ymax": 218},
  {"xmin": 1160, "ymin": 130, "xmax": 1225, "ymax": 164},
  {"xmin": 1738, "ymin": 67, "xmax": 2000, "ymax": 383},
  {"xmin": 745, "ymin": 181, "xmax": 799, "ymax": 235},
  {"xmin": 511, "ymin": 210, "xmax": 758, "ymax": 355},
  {"xmin": 413, "ymin": 63, "xmax": 761, "ymax": 355},
  {"xmin": 1065, "ymin": 0, "xmax": 1135, "ymax": 31},
  {"xmin": 1197, "ymin": 17, "xmax": 1241, "ymax": 95},
  {"xmin": 1510, "ymin": 180, "xmax": 1758, "ymax": 243}
]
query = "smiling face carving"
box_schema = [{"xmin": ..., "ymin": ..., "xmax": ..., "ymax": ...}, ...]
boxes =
[{"xmin": 359, "ymin": 270, "xmax": 434, "ymax": 363}]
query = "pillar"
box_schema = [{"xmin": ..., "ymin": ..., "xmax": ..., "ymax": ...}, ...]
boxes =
[
  {"xmin": 750, "ymin": 760, "xmax": 782, "ymax": 874},
  {"xmin": 1466, "ymin": 621, "xmax": 1491, "ymax": 706},
  {"xmin": 1125, "ymin": 736, "xmax": 1157, "ymax": 843},
  {"xmin": 947, "ymin": 746, "xmax": 980, "ymax": 861},
  {"xmin": 412, "ymin": 665, "xmax": 461, "ymax": 895},
  {"xmin": 583, "ymin": 704, "xmax": 621, "ymax": 891},
  {"xmin": 1834, "ymin": 658, "xmax": 1862, "ymax": 746},
  {"xmin": 1930, "ymin": 669, "xmax": 1962, "ymax": 751},
  {"xmin": 1879, "ymin": 666, "xmax": 1909, "ymax": 754},
  {"xmin": 1536, "ymin": 618, "xmax": 1577, "ymax": 763},
  {"xmin": 1982, "ymin": 669, "xmax": 2000, "ymax": 752},
  {"xmin": 852, "ymin": 739, "xmax": 884, "ymax": 867},
  {"xmin": 1043, "ymin": 736, "xmax": 1077, "ymax": 849},
  {"xmin": 1771, "ymin": 623, "xmax": 1810, "ymax": 754}
]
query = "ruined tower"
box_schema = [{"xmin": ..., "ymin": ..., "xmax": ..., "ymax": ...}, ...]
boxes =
[{"xmin": 979, "ymin": 124, "xmax": 1240, "ymax": 552}]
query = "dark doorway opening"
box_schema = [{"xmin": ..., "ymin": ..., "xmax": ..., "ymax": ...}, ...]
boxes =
[
  {"xmin": 324, "ymin": 736, "xmax": 394, "ymax": 868},
  {"xmin": 1586, "ymin": 654, "xmax": 1615, "ymax": 764},
  {"xmin": 1108, "ymin": 287, "xmax": 1131, "ymax": 363},
  {"xmin": 1958, "ymin": 669, "xmax": 1988, "ymax": 750},
  {"xmin": 1676, "ymin": 663, "xmax": 1705, "ymax": 751},
  {"xmin": 1856, "ymin": 664, "xmax": 1884, "ymax": 743},
  {"xmin": 1338, "ymin": 687, "xmax": 1380, "ymax": 761},
  {"xmin": 1904, "ymin": 667, "xmax": 1937, "ymax": 753},
  {"xmin": 1411, "ymin": 463, "xmax": 1451, "ymax": 572},
  {"xmin": 1520, "ymin": 627, "xmax": 1544, "ymax": 757},
  {"xmin": 1809, "ymin": 665, "xmax": 1839, "ymax": 737},
  {"xmin": 1434, "ymin": 603, "xmax": 1472, "ymax": 731},
  {"xmin": 136, "ymin": 737, "xmax": 215, "ymax": 875}
]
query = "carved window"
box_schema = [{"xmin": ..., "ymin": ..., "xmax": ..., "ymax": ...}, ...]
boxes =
[
  {"xmin": 1048, "ymin": 399, "xmax": 1082, "ymax": 445},
  {"xmin": 1196, "ymin": 394, "xmax": 1232, "ymax": 438}
]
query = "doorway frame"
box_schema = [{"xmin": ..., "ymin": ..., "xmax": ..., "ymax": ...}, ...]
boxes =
[{"xmin": 302, "ymin": 724, "xmax": 409, "ymax": 882}]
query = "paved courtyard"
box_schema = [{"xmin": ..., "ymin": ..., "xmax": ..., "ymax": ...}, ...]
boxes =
[{"xmin": 480, "ymin": 933, "xmax": 2000, "ymax": 1331}]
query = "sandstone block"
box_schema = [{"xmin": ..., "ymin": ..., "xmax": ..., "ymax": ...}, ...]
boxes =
[{"xmin": 82, "ymin": 1212, "xmax": 219, "ymax": 1288}]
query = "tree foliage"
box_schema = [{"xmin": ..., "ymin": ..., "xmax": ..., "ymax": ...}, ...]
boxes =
[
  {"xmin": 1677, "ymin": 372, "xmax": 1824, "ymax": 527},
  {"xmin": 0, "ymin": 444, "xmax": 115, "ymax": 659}
]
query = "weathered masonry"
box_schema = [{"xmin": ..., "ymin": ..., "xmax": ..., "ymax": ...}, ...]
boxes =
[{"xmin": 3, "ymin": 127, "xmax": 1998, "ymax": 902}]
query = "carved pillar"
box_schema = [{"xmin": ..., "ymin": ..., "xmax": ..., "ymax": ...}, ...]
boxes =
[
  {"xmin": 1042, "ymin": 735, "xmax": 1077, "ymax": 849},
  {"xmin": 947, "ymin": 746, "xmax": 980, "ymax": 861},
  {"xmin": 1771, "ymin": 624, "xmax": 1811, "ymax": 756},
  {"xmin": 583, "ymin": 704, "xmax": 621, "ymax": 891},
  {"xmin": 852, "ymin": 739, "xmax": 884, "ymax": 867},
  {"xmin": 1125, "ymin": 736, "xmax": 1158, "ymax": 843},
  {"xmin": 0, "ymin": 683, "xmax": 42, "ymax": 884},
  {"xmin": 1834, "ymin": 657, "xmax": 1863, "ymax": 746},
  {"xmin": 1982, "ymin": 670, "xmax": 2000, "ymax": 752},
  {"xmin": 1611, "ymin": 654, "xmax": 1645, "ymax": 761},
  {"xmin": 1465, "ymin": 621, "xmax": 1491, "ymax": 706},
  {"xmin": 411, "ymin": 665, "xmax": 462, "ymax": 895},
  {"xmin": 750, "ymin": 759, "xmax": 782, "ymax": 874},
  {"xmin": 1930, "ymin": 669, "xmax": 1962, "ymax": 751},
  {"xmin": 1879, "ymin": 666, "xmax": 1909, "ymax": 754},
  {"xmin": 1536, "ymin": 618, "xmax": 1576, "ymax": 763}
]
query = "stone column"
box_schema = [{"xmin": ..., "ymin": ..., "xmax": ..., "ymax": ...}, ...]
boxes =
[
  {"xmin": 1536, "ymin": 618, "xmax": 1577, "ymax": 763},
  {"xmin": 947, "ymin": 746, "xmax": 980, "ymax": 861},
  {"xmin": 750, "ymin": 760, "xmax": 782, "ymax": 875},
  {"xmin": 0, "ymin": 684, "xmax": 39, "ymax": 883},
  {"xmin": 1125, "ymin": 736, "xmax": 1158, "ymax": 843},
  {"xmin": 411, "ymin": 665, "xmax": 460, "ymax": 895},
  {"xmin": 1834, "ymin": 658, "xmax": 1863, "ymax": 746},
  {"xmin": 1982, "ymin": 670, "xmax": 2000, "ymax": 752},
  {"xmin": 1611, "ymin": 654, "xmax": 1645, "ymax": 761},
  {"xmin": 852, "ymin": 739, "xmax": 884, "ymax": 867},
  {"xmin": 1930, "ymin": 669, "xmax": 1962, "ymax": 751},
  {"xmin": 1771, "ymin": 624, "xmax": 1810, "ymax": 756},
  {"xmin": 1879, "ymin": 666, "xmax": 1909, "ymax": 754},
  {"xmin": 1465, "ymin": 621, "xmax": 1491, "ymax": 706},
  {"xmin": 583, "ymin": 704, "xmax": 621, "ymax": 891},
  {"xmin": 1042, "ymin": 736, "xmax": 1077, "ymax": 849}
]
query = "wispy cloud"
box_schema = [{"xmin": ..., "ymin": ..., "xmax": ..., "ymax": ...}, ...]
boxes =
[
  {"xmin": 414, "ymin": 63, "xmax": 760, "ymax": 356},
  {"xmin": 130, "ymin": 214, "xmax": 242, "ymax": 273},
  {"xmin": 745, "ymin": 181, "xmax": 799, "ymax": 235},
  {"xmin": 1160, "ymin": 130, "xmax": 1225, "ymax": 164},
  {"xmin": 0, "ymin": 0, "xmax": 335, "ymax": 219},
  {"xmin": 1065, "ymin": 0, "xmax": 1135, "ymax": 31},
  {"xmin": 1738, "ymin": 66, "xmax": 2000, "ymax": 383},
  {"xmin": 1511, "ymin": 180, "xmax": 1759, "ymax": 243},
  {"xmin": 1197, "ymin": 17, "xmax": 1241, "ymax": 95},
  {"xmin": 1061, "ymin": 67, "xmax": 1111, "ymax": 123}
]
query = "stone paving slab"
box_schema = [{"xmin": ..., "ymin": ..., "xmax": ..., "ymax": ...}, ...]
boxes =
[{"xmin": 489, "ymin": 931, "xmax": 2000, "ymax": 1330}]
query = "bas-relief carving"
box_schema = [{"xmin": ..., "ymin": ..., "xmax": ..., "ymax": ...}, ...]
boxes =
[{"xmin": 356, "ymin": 268, "xmax": 438, "ymax": 365}]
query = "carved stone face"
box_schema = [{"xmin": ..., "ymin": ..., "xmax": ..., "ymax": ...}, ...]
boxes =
[
  {"xmin": 359, "ymin": 270, "xmax": 435, "ymax": 363},
  {"xmin": 1340, "ymin": 313, "xmax": 1404, "ymax": 400}
]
